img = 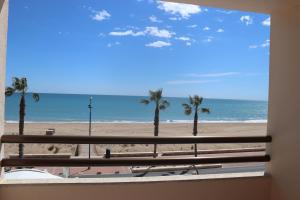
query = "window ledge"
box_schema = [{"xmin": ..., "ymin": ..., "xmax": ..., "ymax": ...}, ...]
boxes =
[{"xmin": 0, "ymin": 172, "xmax": 269, "ymax": 185}]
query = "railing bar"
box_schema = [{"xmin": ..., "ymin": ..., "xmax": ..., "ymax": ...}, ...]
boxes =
[
  {"xmin": 0, "ymin": 135, "xmax": 272, "ymax": 144},
  {"xmin": 0, "ymin": 155, "xmax": 271, "ymax": 167}
]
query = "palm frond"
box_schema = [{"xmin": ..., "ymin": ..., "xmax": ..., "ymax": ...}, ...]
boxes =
[
  {"xmin": 5, "ymin": 87, "xmax": 15, "ymax": 96},
  {"xmin": 159, "ymin": 104, "xmax": 167, "ymax": 110},
  {"xmin": 199, "ymin": 96, "xmax": 203, "ymax": 104},
  {"xmin": 189, "ymin": 96, "xmax": 194, "ymax": 105},
  {"xmin": 21, "ymin": 78, "xmax": 28, "ymax": 91},
  {"xmin": 156, "ymin": 89, "xmax": 163, "ymax": 99},
  {"xmin": 159, "ymin": 99, "xmax": 170, "ymax": 110},
  {"xmin": 12, "ymin": 77, "xmax": 20, "ymax": 84},
  {"xmin": 12, "ymin": 77, "xmax": 21, "ymax": 91},
  {"xmin": 160, "ymin": 99, "xmax": 170, "ymax": 107},
  {"xmin": 201, "ymin": 108, "xmax": 210, "ymax": 114},
  {"xmin": 149, "ymin": 89, "xmax": 163, "ymax": 102},
  {"xmin": 184, "ymin": 107, "xmax": 192, "ymax": 115},
  {"xmin": 182, "ymin": 103, "xmax": 192, "ymax": 115},
  {"xmin": 149, "ymin": 90, "xmax": 156, "ymax": 101},
  {"xmin": 193, "ymin": 95, "xmax": 203, "ymax": 106},
  {"xmin": 140, "ymin": 99, "xmax": 150, "ymax": 105},
  {"xmin": 12, "ymin": 77, "xmax": 27, "ymax": 91},
  {"xmin": 32, "ymin": 93, "xmax": 40, "ymax": 102}
]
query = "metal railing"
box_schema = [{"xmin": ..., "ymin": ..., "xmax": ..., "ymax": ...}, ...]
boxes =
[{"xmin": 0, "ymin": 135, "xmax": 271, "ymax": 167}]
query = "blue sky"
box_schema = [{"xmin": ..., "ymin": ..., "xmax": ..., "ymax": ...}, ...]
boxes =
[{"xmin": 6, "ymin": 0, "xmax": 270, "ymax": 100}]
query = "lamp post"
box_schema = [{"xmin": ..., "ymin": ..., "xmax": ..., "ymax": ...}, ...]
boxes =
[{"xmin": 88, "ymin": 97, "xmax": 92, "ymax": 160}]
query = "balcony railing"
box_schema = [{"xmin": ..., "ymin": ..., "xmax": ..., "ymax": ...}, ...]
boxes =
[{"xmin": 0, "ymin": 135, "xmax": 271, "ymax": 167}]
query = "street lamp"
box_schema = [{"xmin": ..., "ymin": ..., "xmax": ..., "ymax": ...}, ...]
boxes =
[{"xmin": 88, "ymin": 96, "xmax": 92, "ymax": 160}]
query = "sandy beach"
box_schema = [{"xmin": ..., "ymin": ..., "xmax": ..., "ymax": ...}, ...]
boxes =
[{"xmin": 4, "ymin": 122, "xmax": 267, "ymax": 157}]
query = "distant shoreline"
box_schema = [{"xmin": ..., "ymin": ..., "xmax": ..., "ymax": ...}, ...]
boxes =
[
  {"xmin": 11, "ymin": 92, "xmax": 269, "ymax": 102},
  {"xmin": 5, "ymin": 120, "xmax": 268, "ymax": 124}
]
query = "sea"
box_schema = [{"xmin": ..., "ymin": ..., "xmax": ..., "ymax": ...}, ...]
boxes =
[{"xmin": 5, "ymin": 93, "xmax": 268, "ymax": 123}]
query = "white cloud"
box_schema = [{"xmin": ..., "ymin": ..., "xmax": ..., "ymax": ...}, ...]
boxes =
[
  {"xmin": 149, "ymin": 15, "xmax": 162, "ymax": 23},
  {"xmin": 240, "ymin": 15, "xmax": 253, "ymax": 26},
  {"xmin": 216, "ymin": 18, "xmax": 224, "ymax": 23},
  {"xmin": 261, "ymin": 39, "xmax": 270, "ymax": 48},
  {"xmin": 167, "ymin": 72, "xmax": 240, "ymax": 85},
  {"xmin": 58, "ymin": 31, "xmax": 70, "ymax": 36},
  {"xmin": 107, "ymin": 41, "xmax": 121, "ymax": 48},
  {"xmin": 249, "ymin": 39, "xmax": 270, "ymax": 49},
  {"xmin": 217, "ymin": 28, "xmax": 224, "ymax": 33},
  {"xmin": 137, "ymin": 0, "xmax": 154, "ymax": 3},
  {"xmin": 98, "ymin": 33, "xmax": 105, "ymax": 37},
  {"xmin": 187, "ymin": 72, "xmax": 240, "ymax": 78},
  {"xmin": 145, "ymin": 27, "xmax": 174, "ymax": 38},
  {"xmin": 203, "ymin": 26, "xmax": 210, "ymax": 31},
  {"xmin": 157, "ymin": 1, "xmax": 201, "ymax": 20},
  {"xmin": 203, "ymin": 36, "xmax": 213, "ymax": 43},
  {"xmin": 249, "ymin": 45, "xmax": 258, "ymax": 49},
  {"xmin": 109, "ymin": 26, "xmax": 174, "ymax": 38},
  {"xmin": 187, "ymin": 24, "xmax": 198, "ymax": 28},
  {"xmin": 109, "ymin": 30, "xmax": 145, "ymax": 36},
  {"xmin": 262, "ymin": 17, "xmax": 271, "ymax": 26},
  {"xmin": 176, "ymin": 36, "xmax": 190, "ymax": 41},
  {"xmin": 169, "ymin": 17, "xmax": 180, "ymax": 21},
  {"xmin": 146, "ymin": 41, "xmax": 171, "ymax": 48},
  {"xmin": 203, "ymin": 38, "xmax": 212, "ymax": 43},
  {"xmin": 249, "ymin": 40, "xmax": 270, "ymax": 49},
  {"xmin": 126, "ymin": 25, "xmax": 140, "ymax": 30},
  {"xmin": 173, "ymin": 73, "xmax": 260, "ymax": 85},
  {"xmin": 166, "ymin": 79, "xmax": 219, "ymax": 85},
  {"xmin": 216, "ymin": 10, "xmax": 234, "ymax": 14},
  {"xmin": 92, "ymin": 10, "xmax": 111, "ymax": 21},
  {"xmin": 176, "ymin": 36, "xmax": 194, "ymax": 46}
]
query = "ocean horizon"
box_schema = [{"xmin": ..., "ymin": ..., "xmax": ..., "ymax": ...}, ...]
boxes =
[{"xmin": 5, "ymin": 93, "xmax": 268, "ymax": 123}]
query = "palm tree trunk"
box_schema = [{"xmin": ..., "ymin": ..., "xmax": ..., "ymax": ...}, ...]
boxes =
[
  {"xmin": 193, "ymin": 108, "xmax": 198, "ymax": 157},
  {"xmin": 153, "ymin": 106, "xmax": 159, "ymax": 158},
  {"xmin": 19, "ymin": 94, "xmax": 25, "ymax": 159}
]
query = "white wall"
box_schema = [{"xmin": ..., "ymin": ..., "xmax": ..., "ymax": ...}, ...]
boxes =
[
  {"xmin": 0, "ymin": 0, "xmax": 8, "ymax": 165},
  {"xmin": 1, "ymin": 0, "xmax": 300, "ymax": 200},
  {"xmin": 267, "ymin": 5, "xmax": 300, "ymax": 200}
]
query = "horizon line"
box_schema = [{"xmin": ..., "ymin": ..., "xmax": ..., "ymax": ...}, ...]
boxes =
[{"xmin": 19, "ymin": 91, "xmax": 268, "ymax": 102}]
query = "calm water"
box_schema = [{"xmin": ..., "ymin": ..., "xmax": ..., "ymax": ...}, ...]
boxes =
[{"xmin": 5, "ymin": 93, "xmax": 268, "ymax": 123}]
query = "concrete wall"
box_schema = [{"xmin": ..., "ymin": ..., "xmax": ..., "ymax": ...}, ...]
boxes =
[
  {"xmin": 0, "ymin": 0, "xmax": 8, "ymax": 161},
  {"xmin": 0, "ymin": 176, "xmax": 270, "ymax": 200},
  {"xmin": 267, "ymin": 5, "xmax": 300, "ymax": 200},
  {"xmin": 163, "ymin": 0, "xmax": 300, "ymax": 13},
  {"xmin": 1, "ymin": 0, "xmax": 300, "ymax": 200}
]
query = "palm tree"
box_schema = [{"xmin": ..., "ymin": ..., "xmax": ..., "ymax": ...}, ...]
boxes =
[
  {"xmin": 141, "ymin": 89, "xmax": 170, "ymax": 157},
  {"xmin": 182, "ymin": 95, "xmax": 210, "ymax": 157},
  {"xmin": 5, "ymin": 77, "xmax": 40, "ymax": 158}
]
